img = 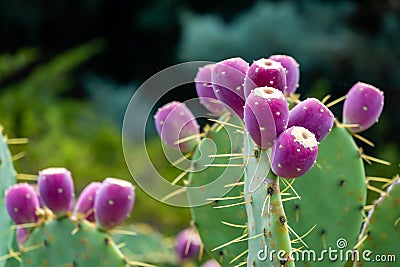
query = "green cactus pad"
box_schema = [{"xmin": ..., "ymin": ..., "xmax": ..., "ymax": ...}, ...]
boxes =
[
  {"xmin": 284, "ymin": 126, "xmax": 367, "ymax": 266},
  {"xmin": 354, "ymin": 176, "xmax": 400, "ymax": 267},
  {"xmin": 0, "ymin": 131, "xmax": 17, "ymax": 267},
  {"xmin": 187, "ymin": 113, "xmax": 247, "ymax": 267},
  {"xmin": 20, "ymin": 219, "xmax": 128, "ymax": 267}
]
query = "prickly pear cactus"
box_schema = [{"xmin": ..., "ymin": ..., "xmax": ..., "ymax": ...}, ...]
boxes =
[
  {"xmin": 284, "ymin": 126, "xmax": 367, "ymax": 267},
  {"xmin": 0, "ymin": 130, "xmax": 17, "ymax": 267},
  {"xmin": 154, "ymin": 55, "xmax": 393, "ymax": 267},
  {"xmin": 354, "ymin": 175, "xmax": 400, "ymax": 267},
  {"xmin": 187, "ymin": 113, "xmax": 248, "ymax": 266}
]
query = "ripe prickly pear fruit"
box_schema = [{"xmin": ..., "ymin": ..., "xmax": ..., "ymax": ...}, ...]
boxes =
[
  {"xmin": 244, "ymin": 87, "xmax": 289, "ymax": 149},
  {"xmin": 244, "ymin": 58, "xmax": 287, "ymax": 98},
  {"xmin": 5, "ymin": 183, "xmax": 40, "ymax": 224},
  {"xmin": 174, "ymin": 228, "xmax": 202, "ymax": 261},
  {"xmin": 154, "ymin": 101, "xmax": 200, "ymax": 153},
  {"xmin": 269, "ymin": 54, "xmax": 300, "ymax": 95},
  {"xmin": 73, "ymin": 182, "xmax": 101, "ymax": 222},
  {"xmin": 343, "ymin": 82, "xmax": 384, "ymax": 133},
  {"xmin": 94, "ymin": 178, "xmax": 135, "ymax": 230},
  {"xmin": 288, "ymin": 98, "xmax": 334, "ymax": 142},
  {"xmin": 16, "ymin": 226, "xmax": 30, "ymax": 246},
  {"xmin": 195, "ymin": 64, "xmax": 224, "ymax": 115},
  {"xmin": 271, "ymin": 126, "xmax": 318, "ymax": 179},
  {"xmin": 211, "ymin": 57, "xmax": 249, "ymax": 118},
  {"xmin": 201, "ymin": 259, "xmax": 221, "ymax": 267},
  {"xmin": 38, "ymin": 168, "xmax": 75, "ymax": 216}
]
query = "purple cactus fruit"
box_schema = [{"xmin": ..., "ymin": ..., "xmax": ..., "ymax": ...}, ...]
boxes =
[
  {"xmin": 73, "ymin": 182, "xmax": 101, "ymax": 222},
  {"xmin": 38, "ymin": 167, "xmax": 75, "ymax": 216},
  {"xmin": 174, "ymin": 228, "xmax": 202, "ymax": 261},
  {"xmin": 211, "ymin": 57, "xmax": 249, "ymax": 118},
  {"xmin": 269, "ymin": 55, "xmax": 300, "ymax": 95},
  {"xmin": 271, "ymin": 126, "xmax": 318, "ymax": 179},
  {"xmin": 154, "ymin": 101, "xmax": 200, "ymax": 153},
  {"xmin": 5, "ymin": 183, "xmax": 40, "ymax": 224},
  {"xmin": 195, "ymin": 64, "xmax": 225, "ymax": 115},
  {"xmin": 16, "ymin": 226, "xmax": 30, "ymax": 246},
  {"xmin": 201, "ymin": 260, "xmax": 221, "ymax": 267},
  {"xmin": 244, "ymin": 58, "xmax": 287, "ymax": 98},
  {"xmin": 287, "ymin": 98, "xmax": 334, "ymax": 142},
  {"xmin": 94, "ymin": 178, "xmax": 135, "ymax": 230},
  {"xmin": 244, "ymin": 87, "xmax": 289, "ymax": 149},
  {"xmin": 343, "ymin": 82, "xmax": 384, "ymax": 133}
]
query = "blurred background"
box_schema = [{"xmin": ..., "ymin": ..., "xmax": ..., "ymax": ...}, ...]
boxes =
[{"xmin": 0, "ymin": 0, "xmax": 399, "ymax": 235}]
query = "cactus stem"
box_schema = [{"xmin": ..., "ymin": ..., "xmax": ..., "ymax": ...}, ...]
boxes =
[
  {"xmin": 16, "ymin": 173, "xmax": 38, "ymax": 181},
  {"xmin": 229, "ymin": 249, "xmax": 249, "ymax": 264},
  {"xmin": 221, "ymin": 221, "xmax": 248, "ymax": 228},
  {"xmin": 352, "ymin": 133, "xmax": 375, "ymax": 147},
  {"xmin": 6, "ymin": 138, "xmax": 29, "ymax": 145},
  {"xmin": 207, "ymin": 118, "xmax": 243, "ymax": 130},
  {"xmin": 325, "ymin": 94, "xmax": 347, "ymax": 108},
  {"xmin": 160, "ymin": 187, "xmax": 186, "ymax": 202},
  {"xmin": 214, "ymin": 201, "xmax": 251, "ymax": 209},
  {"xmin": 207, "ymin": 195, "xmax": 244, "ymax": 201}
]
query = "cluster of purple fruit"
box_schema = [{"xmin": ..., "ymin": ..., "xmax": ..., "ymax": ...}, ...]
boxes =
[
  {"xmin": 5, "ymin": 167, "xmax": 135, "ymax": 242},
  {"xmin": 155, "ymin": 55, "xmax": 384, "ymax": 179}
]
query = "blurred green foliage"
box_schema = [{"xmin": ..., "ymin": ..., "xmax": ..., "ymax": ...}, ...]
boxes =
[{"xmin": 0, "ymin": 41, "xmax": 190, "ymax": 235}]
